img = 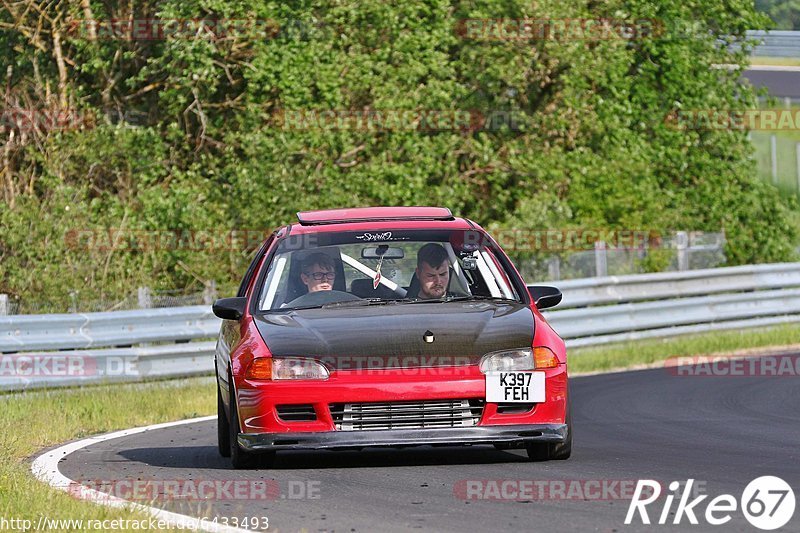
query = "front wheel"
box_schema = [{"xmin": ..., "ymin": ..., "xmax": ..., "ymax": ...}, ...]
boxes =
[{"xmin": 526, "ymin": 394, "xmax": 572, "ymax": 461}]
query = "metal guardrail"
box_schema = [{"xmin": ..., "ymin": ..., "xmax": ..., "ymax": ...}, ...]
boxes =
[
  {"xmin": 0, "ymin": 342, "xmax": 216, "ymax": 391},
  {"xmin": 748, "ymin": 30, "xmax": 800, "ymax": 58},
  {"xmin": 547, "ymin": 288, "xmax": 800, "ymax": 347},
  {"xmin": 0, "ymin": 306, "xmax": 219, "ymax": 352},
  {"xmin": 2, "ymin": 263, "xmax": 800, "ymax": 390},
  {"xmin": 551, "ymin": 263, "xmax": 800, "ymax": 308},
  {"xmin": 543, "ymin": 263, "xmax": 800, "ymax": 347}
]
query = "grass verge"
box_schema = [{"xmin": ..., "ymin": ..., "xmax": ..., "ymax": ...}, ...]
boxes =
[
  {"xmin": 569, "ymin": 323, "xmax": 800, "ymax": 374},
  {"xmin": 749, "ymin": 56, "xmax": 800, "ymax": 67},
  {"xmin": 0, "ymin": 377, "xmax": 215, "ymax": 532}
]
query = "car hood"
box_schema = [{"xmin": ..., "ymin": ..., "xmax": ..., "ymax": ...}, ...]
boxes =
[{"xmin": 254, "ymin": 301, "xmax": 534, "ymax": 368}]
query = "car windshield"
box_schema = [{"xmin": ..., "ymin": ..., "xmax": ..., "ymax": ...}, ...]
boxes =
[{"xmin": 257, "ymin": 229, "xmax": 521, "ymax": 311}]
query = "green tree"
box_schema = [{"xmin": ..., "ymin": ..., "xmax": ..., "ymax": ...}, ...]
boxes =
[
  {"xmin": 756, "ymin": 0, "xmax": 800, "ymax": 30},
  {"xmin": 0, "ymin": 0, "xmax": 795, "ymax": 309}
]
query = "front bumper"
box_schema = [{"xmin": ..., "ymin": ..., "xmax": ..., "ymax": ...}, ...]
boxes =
[
  {"xmin": 238, "ymin": 423, "xmax": 568, "ymax": 451},
  {"xmin": 235, "ymin": 364, "xmax": 568, "ymax": 433}
]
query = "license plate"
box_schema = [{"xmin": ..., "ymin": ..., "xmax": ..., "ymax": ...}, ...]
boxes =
[{"xmin": 485, "ymin": 371, "xmax": 545, "ymax": 403}]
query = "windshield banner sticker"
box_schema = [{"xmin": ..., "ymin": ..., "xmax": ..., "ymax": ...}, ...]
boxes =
[{"xmin": 355, "ymin": 232, "xmax": 409, "ymax": 242}]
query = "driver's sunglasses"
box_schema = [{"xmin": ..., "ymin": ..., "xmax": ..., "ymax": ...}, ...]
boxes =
[{"xmin": 305, "ymin": 271, "xmax": 335, "ymax": 281}]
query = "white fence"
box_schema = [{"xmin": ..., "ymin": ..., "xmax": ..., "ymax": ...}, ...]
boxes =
[
  {"xmin": 2, "ymin": 263, "xmax": 800, "ymax": 390},
  {"xmin": 527, "ymin": 231, "xmax": 725, "ymax": 281}
]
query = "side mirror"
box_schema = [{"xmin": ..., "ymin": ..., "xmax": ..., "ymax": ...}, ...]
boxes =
[
  {"xmin": 527, "ymin": 285, "xmax": 562, "ymax": 310},
  {"xmin": 212, "ymin": 297, "xmax": 247, "ymax": 320}
]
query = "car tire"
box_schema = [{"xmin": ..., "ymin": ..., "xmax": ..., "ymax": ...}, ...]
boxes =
[
  {"xmin": 217, "ymin": 384, "xmax": 231, "ymax": 457},
  {"xmin": 525, "ymin": 442, "xmax": 552, "ymax": 461},
  {"xmin": 525, "ymin": 392, "xmax": 572, "ymax": 461},
  {"xmin": 549, "ymin": 401, "xmax": 572, "ymax": 460},
  {"xmin": 229, "ymin": 378, "xmax": 276, "ymax": 469}
]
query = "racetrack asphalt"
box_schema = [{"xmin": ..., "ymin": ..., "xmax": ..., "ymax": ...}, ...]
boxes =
[
  {"xmin": 743, "ymin": 67, "xmax": 800, "ymax": 98},
  {"xmin": 58, "ymin": 361, "xmax": 800, "ymax": 532}
]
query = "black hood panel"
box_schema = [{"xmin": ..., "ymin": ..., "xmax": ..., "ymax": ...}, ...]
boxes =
[{"xmin": 254, "ymin": 302, "xmax": 534, "ymax": 368}]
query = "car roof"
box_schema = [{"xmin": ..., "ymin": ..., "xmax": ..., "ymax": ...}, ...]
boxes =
[{"xmin": 285, "ymin": 207, "xmax": 481, "ymax": 235}]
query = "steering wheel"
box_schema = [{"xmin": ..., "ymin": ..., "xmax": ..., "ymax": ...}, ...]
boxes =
[{"xmin": 285, "ymin": 290, "xmax": 362, "ymax": 308}]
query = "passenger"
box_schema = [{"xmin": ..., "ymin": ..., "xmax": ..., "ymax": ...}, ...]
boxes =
[
  {"xmin": 415, "ymin": 243, "xmax": 450, "ymax": 300},
  {"xmin": 300, "ymin": 252, "xmax": 336, "ymax": 293}
]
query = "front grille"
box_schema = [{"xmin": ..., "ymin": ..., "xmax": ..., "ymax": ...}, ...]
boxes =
[
  {"xmin": 330, "ymin": 399, "xmax": 484, "ymax": 431},
  {"xmin": 276, "ymin": 404, "xmax": 317, "ymax": 421}
]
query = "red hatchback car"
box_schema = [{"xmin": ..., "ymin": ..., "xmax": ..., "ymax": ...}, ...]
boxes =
[{"xmin": 213, "ymin": 207, "xmax": 571, "ymax": 468}]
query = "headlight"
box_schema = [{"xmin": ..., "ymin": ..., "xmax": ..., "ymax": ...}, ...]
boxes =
[
  {"xmin": 272, "ymin": 358, "xmax": 330, "ymax": 380},
  {"xmin": 479, "ymin": 348, "xmax": 534, "ymax": 373}
]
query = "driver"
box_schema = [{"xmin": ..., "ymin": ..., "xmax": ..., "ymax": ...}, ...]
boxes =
[
  {"xmin": 415, "ymin": 243, "xmax": 450, "ymax": 299},
  {"xmin": 300, "ymin": 252, "xmax": 336, "ymax": 293}
]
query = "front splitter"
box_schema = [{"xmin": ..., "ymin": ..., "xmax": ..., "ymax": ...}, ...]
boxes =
[{"xmin": 238, "ymin": 424, "xmax": 567, "ymax": 451}]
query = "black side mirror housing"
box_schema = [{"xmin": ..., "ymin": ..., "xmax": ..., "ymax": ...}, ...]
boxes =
[
  {"xmin": 212, "ymin": 297, "xmax": 247, "ymax": 320},
  {"xmin": 527, "ymin": 285, "xmax": 563, "ymax": 310}
]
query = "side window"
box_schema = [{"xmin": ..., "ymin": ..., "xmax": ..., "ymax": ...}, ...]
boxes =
[
  {"xmin": 237, "ymin": 235, "xmax": 274, "ymax": 297},
  {"xmin": 484, "ymin": 249, "xmax": 518, "ymax": 299}
]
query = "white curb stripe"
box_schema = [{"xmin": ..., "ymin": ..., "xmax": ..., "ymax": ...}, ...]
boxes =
[
  {"xmin": 31, "ymin": 415, "xmax": 252, "ymax": 533},
  {"xmin": 746, "ymin": 65, "xmax": 800, "ymax": 72}
]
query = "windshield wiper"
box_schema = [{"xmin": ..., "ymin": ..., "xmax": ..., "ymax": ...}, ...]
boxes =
[
  {"xmin": 278, "ymin": 304, "xmax": 325, "ymax": 311},
  {"xmin": 305, "ymin": 296, "xmax": 514, "ymax": 310},
  {"xmin": 321, "ymin": 298, "xmax": 411, "ymax": 309},
  {"xmin": 444, "ymin": 295, "xmax": 518, "ymax": 303}
]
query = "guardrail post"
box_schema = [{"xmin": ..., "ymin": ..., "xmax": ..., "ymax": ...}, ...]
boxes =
[
  {"xmin": 796, "ymin": 143, "xmax": 800, "ymax": 193},
  {"xmin": 137, "ymin": 286, "xmax": 152, "ymax": 309},
  {"xmin": 771, "ymin": 135, "xmax": 778, "ymax": 184},
  {"xmin": 203, "ymin": 280, "xmax": 218, "ymax": 305},
  {"xmin": 676, "ymin": 231, "xmax": 689, "ymax": 271},
  {"xmin": 594, "ymin": 241, "xmax": 607, "ymax": 277},
  {"xmin": 548, "ymin": 257, "xmax": 561, "ymax": 281},
  {"xmin": 68, "ymin": 291, "xmax": 79, "ymax": 314},
  {"xmin": 0, "ymin": 294, "xmax": 8, "ymax": 315}
]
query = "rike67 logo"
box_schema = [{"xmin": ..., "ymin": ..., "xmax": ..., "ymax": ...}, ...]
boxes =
[{"xmin": 626, "ymin": 477, "xmax": 795, "ymax": 530}]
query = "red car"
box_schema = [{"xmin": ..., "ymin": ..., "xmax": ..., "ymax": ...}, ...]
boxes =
[{"xmin": 214, "ymin": 207, "xmax": 570, "ymax": 468}]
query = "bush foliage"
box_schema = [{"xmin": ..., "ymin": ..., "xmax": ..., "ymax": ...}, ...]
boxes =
[{"xmin": 0, "ymin": 0, "xmax": 796, "ymax": 308}]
